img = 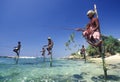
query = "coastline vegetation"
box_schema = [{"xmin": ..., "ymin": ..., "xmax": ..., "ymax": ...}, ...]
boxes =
[
  {"xmin": 67, "ymin": 35, "xmax": 120, "ymax": 59},
  {"xmin": 86, "ymin": 35, "xmax": 120, "ymax": 57}
]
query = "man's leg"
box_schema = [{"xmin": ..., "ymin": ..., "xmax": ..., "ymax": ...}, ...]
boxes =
[
  {"xmin": 47, "ymin": 48, "xmax": 52, "ymax": 55},
  {"xmin": 94, "ymin": 40, "xmax": 102, "ymax": 47},
  {"xmin": 92, "ymin": 32, "xmax": 102, "ymax": 47}
]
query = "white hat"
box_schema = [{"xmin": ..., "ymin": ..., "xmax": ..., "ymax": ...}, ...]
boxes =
[
  {"xmin": 87, "ymin": 10, "xmax": 95, "ymax": 15},
  {"xmin": 48, "ymin": 37, "xmax": 51, "ymax": 39}
]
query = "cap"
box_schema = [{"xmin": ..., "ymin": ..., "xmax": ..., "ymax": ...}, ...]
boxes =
[
  {"xmin": 48, "ymin": 37, "xmax": 51, "ymax": 40},
  {"xmin": 87, "ymin": 10, "xmax": 95, "ymax": 16}
]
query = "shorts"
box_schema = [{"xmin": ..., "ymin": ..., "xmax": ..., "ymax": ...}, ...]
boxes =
[{"xmin": 93, "ymin": 31, "xmax": 100, "ymax": 40}]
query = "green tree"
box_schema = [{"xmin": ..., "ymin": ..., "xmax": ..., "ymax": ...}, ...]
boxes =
[
  {"xmin": 103, "ymin": 35, "xmax": 120, "ymax": 55},
  {"xmin": 86, "ymin": 35, "xmax": 120, "ymax": 56},
  {"xmin": 86, "ymin": 45, "xmax": 98, "ymax": 56}
]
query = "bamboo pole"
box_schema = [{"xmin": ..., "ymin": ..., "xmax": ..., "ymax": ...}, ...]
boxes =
[
  {"xmin": 43, "ymin": 55, "xmax": 45, "ymax": 62},
  {"xmin": 84, "ymin": 53, "xmax": 86, "ymax": 63},
  {"xmin": 50, "ymin": 50, "xmax": 52, "ymax": 67},
  {"xmin": 101, "ymin": 41, "xmax": 107, "ymax": 81},
  {"xmin": 15, "ymin": 55, "xmax": 19, "ymax": 64},
  {"xmin": 15, "ymin": 49, "xmax": 20, "ymax": 64},
  {"xmin": 94, "ymin": 4, "xmax": 107, "ymax": 81}
]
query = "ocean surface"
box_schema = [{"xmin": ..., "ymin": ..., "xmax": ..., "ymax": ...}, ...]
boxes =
[{"xmin": 0, "ymin": 57, "xmax": 120, "ymax": 82}]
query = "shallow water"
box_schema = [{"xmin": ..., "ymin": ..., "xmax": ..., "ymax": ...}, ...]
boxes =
[{"xmin": 0, "ymin": 58, "xmax": 120, "ymax": 82}]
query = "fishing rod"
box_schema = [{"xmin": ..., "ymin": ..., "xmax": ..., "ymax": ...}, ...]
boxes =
[{"xmin": 64, "ymin": 27, "xmax": 85, "ymax": 32}]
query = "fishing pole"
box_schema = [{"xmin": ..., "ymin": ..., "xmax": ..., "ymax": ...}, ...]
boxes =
[{"xmin": 64, "ymin": 27, "xmax": 85, "ymax": 32}]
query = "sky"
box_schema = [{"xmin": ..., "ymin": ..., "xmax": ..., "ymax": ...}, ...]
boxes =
[{"xmin": 0, "ymin": 0, "xmax": 120, "ymax": 58}]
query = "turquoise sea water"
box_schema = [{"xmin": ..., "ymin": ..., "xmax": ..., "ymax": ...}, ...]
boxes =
[{"xmin": 0, "ymin": 57, "xmax": 120, "ymax": 82}]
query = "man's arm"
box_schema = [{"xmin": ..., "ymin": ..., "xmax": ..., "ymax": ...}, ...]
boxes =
[{"xmin": 75, "ymin": 28, "xmax": 85, "ymax": 31}]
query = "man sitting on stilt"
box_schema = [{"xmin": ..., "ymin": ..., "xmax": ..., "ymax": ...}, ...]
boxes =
[{"xmin": 75, "ymin": 10, "xmax": 102, "ymax": 48}]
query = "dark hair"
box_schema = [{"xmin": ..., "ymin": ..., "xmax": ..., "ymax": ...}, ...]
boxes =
[
  {"xmin": 18, "ymin": 41, "xmax": 21, "ymax": 44},
  {"xmin": 82, "ymin": 45, "xmax": 84, "ymax": 47}
]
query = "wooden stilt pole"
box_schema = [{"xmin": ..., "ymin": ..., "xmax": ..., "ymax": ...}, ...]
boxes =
[
  {"xmin": 101, "ymin": 42, "xmax": 107, "ymax": 81},
  {"xmin": 43, "ymin": 55, "xmax": 45, "ymax": 62},
  {"xmin": 50, "ymin": 50, "xmax": 52, "ymax": 67},
  {"xmin": 15, "ymin": 56, "xmax": 19, "ymax": 64},
  {"xmin": 16, "ymin": 50, "xmax": 20, "ymax": 64},
  {"xmin": 84, "ymin": 53, "xmax": 86, "ymax": 63},
  {"xmin": 94, "ymin": 4, "xmax": 107, "ymax": 81}
]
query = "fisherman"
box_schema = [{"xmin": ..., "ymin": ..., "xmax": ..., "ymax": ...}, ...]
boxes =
[
  {"xmin": 47, "ymin": 37, "xmax": 54, "ymax": 55},
  {"xmin": 13, "ymin": 41, "xmax": 21, "ymax": 57},
  {"xmin": 44, "ymin": 37, "xmax": 54, "ymax": 55},
  {"xmin": 75, "ymin": 10, "xmax": 102, "ymax": 47},
  {"xmin": 80, "ymin": 45, "xmax": 86, "ymax": 59},
  {"xmin": 13, "ymin": 41, "xmax": 21, "ymax": 64},
  {"xmin": 40, "ymin": 47, "xmax": 46, "ymax": 56}
]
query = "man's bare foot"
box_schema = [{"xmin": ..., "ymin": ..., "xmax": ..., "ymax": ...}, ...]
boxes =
[
  {"xmin": 87, "ymin": 39, "xmax": 102, "ymax": 47},
  {"xmin": 48, "ymin": 52, "xmax": 51, "ymax": 55},
  {"xmin": 94, "ymin": 40, "xmax": 102, "ymax": 47},
  {"xmin": 87, "ymin": 40, "xmax": 95, "ymax": 46}
]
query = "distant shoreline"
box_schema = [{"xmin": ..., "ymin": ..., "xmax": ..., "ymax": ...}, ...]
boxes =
[
  {"xmin": 62, "ymin": 53, "xmax": 120, "ymax": 65},
  {"xmin": 0, "ymin": 56, "xmax": 36, "ymax": 59},
  {"xmin": 0, "ymin": 56, "xmax": 13, "ymax": 58}
]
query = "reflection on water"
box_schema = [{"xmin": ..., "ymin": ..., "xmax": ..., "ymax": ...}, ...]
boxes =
[{"xmin": 0, "ymin": 58, "xmax": 120, "ymax": 82}]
